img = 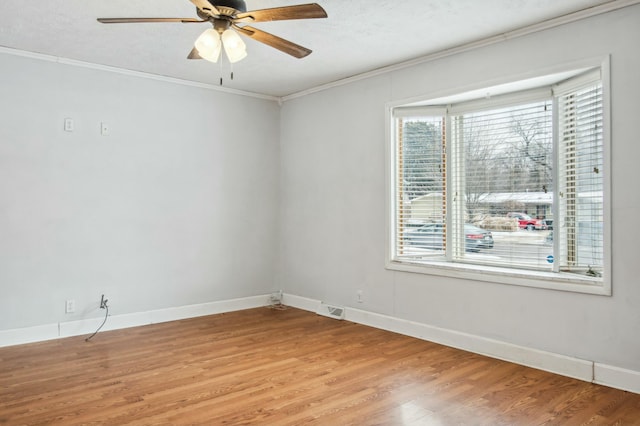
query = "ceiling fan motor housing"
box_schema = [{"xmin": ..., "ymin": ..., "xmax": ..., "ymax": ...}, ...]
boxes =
[{"xmin": 208, "ymin": 0, "xmax": 247, "ymax": 14}]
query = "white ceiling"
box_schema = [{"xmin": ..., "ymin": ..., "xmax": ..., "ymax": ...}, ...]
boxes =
[{"xmin": 0, "ymin": 0, "xmax": 625, "ymax": 98}]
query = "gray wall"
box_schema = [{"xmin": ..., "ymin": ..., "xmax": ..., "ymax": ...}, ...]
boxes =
[
  {"xmin": 0, "ymin": 54, "xmax": 280, "ymax": 329},
  {"xmin": 278, "ymin": 5, "xmax": 640, "ymax": 372}
]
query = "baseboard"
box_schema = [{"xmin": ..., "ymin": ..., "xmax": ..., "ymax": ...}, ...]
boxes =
[
  {"xmin": 594, "ymin": 363, "xmax": 640, "ymax": 394},
  {"xmin": 345, "ymin": 307, "xmax": 594, "ymax": 381},
  {"xmin": 283, "ymin": 294, "xmax": 320, "ymax": 313},
  {"xmin": 283, "ymin": 293, "xmax": 639, "ymax": 394},
  {"xmin": 0, "ymin": 294, "xmax": 272, "ymax": 347},
  {"xmin": 0, "ymin": 323, "xmax": 61, "ymax": 347},
  {"xmin": 3, "ymin": 293, "xmax": 638, "ymax": 394}
]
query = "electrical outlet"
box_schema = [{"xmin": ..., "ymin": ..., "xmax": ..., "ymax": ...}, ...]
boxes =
[
  {"xmin": 100, "ymin": 294, "xmax": 108, "ymax": 309},
  {"xmin": 356, "ymin": 290, "xmax": 363, "ymax": 303},
  {"xmin": 65, "ymin": 299, "xmax": 76, "ymax": 314}
]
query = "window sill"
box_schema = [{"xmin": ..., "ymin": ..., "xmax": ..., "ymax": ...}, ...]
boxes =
[{"xmin": 386, "ymin": 259, "xmax": 610, "ymax": 295}]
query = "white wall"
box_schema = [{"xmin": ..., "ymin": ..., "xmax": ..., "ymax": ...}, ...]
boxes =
[
  {"xmin": 0, "ymin": 53, "xmax": 280, "ymax": 330},
  {"xmin": 279, "ymin": 4, "xmax": 640, "ymax": 373}
]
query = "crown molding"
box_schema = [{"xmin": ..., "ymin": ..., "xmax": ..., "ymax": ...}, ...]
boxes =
[
  {"xmin": 281, "ymin": 0, "xmax": 640, "ymax": 102},
  {"xmin": 0, "ymin": 45, "xmax": 280, "ymax": 102}
]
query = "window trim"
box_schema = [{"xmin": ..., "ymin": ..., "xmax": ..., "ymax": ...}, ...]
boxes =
[{"xmin": 385, "ymin": 57, "xmax": 611, "ymax": 295}]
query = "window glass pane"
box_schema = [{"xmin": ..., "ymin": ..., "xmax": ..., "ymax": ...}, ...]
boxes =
[
  {"xmin": 452, "ymin": 100, "xmax": 554, "ymax": 269},
  {"xmin": 557, "ymin": 83, "xmax": 604, "ymax": 275},
  {"xmin": 394, "ymin": 116, "xmax": 446, "ymax": 259}
]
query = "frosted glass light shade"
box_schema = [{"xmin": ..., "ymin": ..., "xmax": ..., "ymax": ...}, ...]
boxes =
[
  {"xmin": 195, "ymin": 29, "xmax": 221, "ymax": 63},
  {"xmin": 221, "ymin": 29, "xmax": 247, "ymax": 63}
]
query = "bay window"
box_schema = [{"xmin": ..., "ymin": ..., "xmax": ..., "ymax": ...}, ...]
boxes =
[{"xmin": 388, "ymin": 65, "xmax": 609, "ymax": 293}]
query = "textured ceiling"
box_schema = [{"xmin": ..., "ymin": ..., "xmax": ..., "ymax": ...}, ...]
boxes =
[{"xmin": 0, "ymin": 0, "xmax": 625, "ymax": 97}]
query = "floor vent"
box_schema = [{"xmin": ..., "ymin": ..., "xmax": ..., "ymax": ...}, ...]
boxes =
[{"xmin": 316, "ymin": 302, "xmax": 345, "ymax": 320}]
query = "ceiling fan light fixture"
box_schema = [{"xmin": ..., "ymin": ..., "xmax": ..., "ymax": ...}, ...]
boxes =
[
  {"xmin": 221, "ymin": 29, "xmax": 247, "ymax": 63},
  {"xmin": 194, "ymin": 28, "xmax": 222, "ymax": 62},
  {"xmin": 97, "ymin": 1, "xmax": 328, "ymax": 66}
]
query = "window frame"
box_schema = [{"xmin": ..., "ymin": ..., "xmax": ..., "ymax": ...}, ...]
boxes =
[{"xmin": 385, "ymin": 58, "xmax": 611, "ymax": 295}]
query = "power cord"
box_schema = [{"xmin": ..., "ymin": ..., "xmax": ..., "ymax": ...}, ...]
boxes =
[
  {"xmin": 269, "ymin": 302, "xmax": 287, "ymax": 311},
  {"xmin": 85, "ymin": 295, "xmax": 109, "ymax": 342},
  {"xmin": 268, "ymin": 291, "xmax": 287, "ymax": 311}
]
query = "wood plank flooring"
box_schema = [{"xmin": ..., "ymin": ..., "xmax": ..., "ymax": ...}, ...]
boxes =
[{"xmin": 1, "ymin": 307, "xmax": 639, "ymax": 425}]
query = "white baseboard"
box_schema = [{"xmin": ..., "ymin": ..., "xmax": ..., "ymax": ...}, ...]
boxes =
[
  {"xmin": 282, "ymin": 293, "xmax": 319, "ymax": 312},
  {"xmin": 594, "ymin": 363, "xmax": 640, "ymax": 394},
  {"xmin": 283, "ymin": 293, "xmax": 640, "ymax": 394},
  {"xmin": 1, "ymin": 294, "xmax": 271, "ymax": 347},
  {"xmin": 0, "ymin": 323, "xmax": 61, "ymax": 347},
  {"xmin": 3, "ymin": 293, "xmax": 638, "ymax": 394}
]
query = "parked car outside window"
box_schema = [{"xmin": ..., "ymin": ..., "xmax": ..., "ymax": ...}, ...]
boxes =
[
  {"xmin": 506, "ymin": 212, "xmax": 546, "ymax": 231},
  {"xmin": 404, "ymin": 223, "xmax": 494, "ymax": 252}
]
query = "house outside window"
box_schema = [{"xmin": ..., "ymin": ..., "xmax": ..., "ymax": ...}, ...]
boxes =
[{"xmin": 388, "ymin": 65, "xmax": 609, "ymax": 294}]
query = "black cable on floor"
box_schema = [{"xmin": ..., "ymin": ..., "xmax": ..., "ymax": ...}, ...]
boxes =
[{"xmin": 85, "ymin": 303, "xmax": 109, "ymax": 342}]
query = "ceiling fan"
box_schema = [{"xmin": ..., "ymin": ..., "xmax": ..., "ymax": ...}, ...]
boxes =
[{"xmin": 97, "ymin": 0, "xmax": 328, "ymax": 64}]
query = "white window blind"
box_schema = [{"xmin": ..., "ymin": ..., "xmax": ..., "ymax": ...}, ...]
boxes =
[
  {"xmin": 556, "ymin": 81, "xmax": 604, "ymax": 276},
  {"xmin": 393, "ymin": 115, "xmax": 446, "ymax": 259},
  {"xmin": 450, "ymin": 99, "xmax": 554, "ymax": 270}
]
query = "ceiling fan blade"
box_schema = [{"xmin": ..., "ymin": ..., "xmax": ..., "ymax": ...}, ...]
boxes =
[
  {"xmin": 187, "ymin": 47, "xmax": 202, "ymax": 59},
  {"xmin": 234, "ymin": 3, "xmax": 327, "ymax": 23},
  {"xmin": 234, "ymin": 25, "xmax": 312, "ymax": 58},
  {"xmin": 189, "ymin": 0, "xmax": 220, "ymax": 16},
  {"xmin": 97, "ymin": 17, "xmax": 205, "ymax": 24}
]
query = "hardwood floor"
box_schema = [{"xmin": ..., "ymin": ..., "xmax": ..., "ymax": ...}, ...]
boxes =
[{"xmin": 1, "ymin": 307, "xmax": 639, "ymax": 425}]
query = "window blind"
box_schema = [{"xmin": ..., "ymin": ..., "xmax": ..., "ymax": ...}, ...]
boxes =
[
  {"xmin": 394, "ymin": 115, "xmax": 446, "ymax": 259},
  {"xmin": 450, "ymin": 100, "xmax": 554, "ymax": 269},
  {"xmin": 556, "ymin": 82, "xmax": 604, "ymax": 275}
]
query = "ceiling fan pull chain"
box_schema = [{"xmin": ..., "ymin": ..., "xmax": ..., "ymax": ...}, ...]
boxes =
[{"xmin": 219, "ymin": 56, "xmax": 224, "ymax": 85}]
